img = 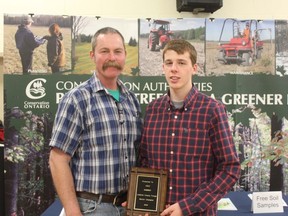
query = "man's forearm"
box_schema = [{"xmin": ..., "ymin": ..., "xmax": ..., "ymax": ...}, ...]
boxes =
[{"xmin": 49, "ymin": 148, "xmax": 82, "ymax": 216}]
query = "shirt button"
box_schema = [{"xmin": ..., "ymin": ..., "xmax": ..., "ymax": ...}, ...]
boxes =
[
  {"xmin": 170, "ymin": 151, "xmax": 174, "ymax": 155},
  {"xmin": 174, "ymin": 115, "xmax": 178, "ymax": 119},
  {"xmin": 171, "ymin": 133, "xmax": 175, "ymax": 136},
  {"xmin": 184, "ymin": 108, "xmax": 187, "ymax": 111},
  {"xmin": 169, "ymin": 186, "xmax": 173, "ymax": 190},
  {"xmin": 169, "ymin": 169, "xmax": 173, "ymax": 173}
]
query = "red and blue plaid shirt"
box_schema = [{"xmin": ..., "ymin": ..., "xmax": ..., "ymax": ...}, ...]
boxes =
[{"xmin": 139, "ymin": 85, "xmax": 240, "ymax": 216}]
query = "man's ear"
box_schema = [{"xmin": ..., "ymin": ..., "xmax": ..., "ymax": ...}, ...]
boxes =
[
  {"xmin": 192, "ymin": 63, "xmax": 198, "ymax": 75},
  {"xmin": 89, "ymin": 51, "xmax": 94, "ymax": 60}
]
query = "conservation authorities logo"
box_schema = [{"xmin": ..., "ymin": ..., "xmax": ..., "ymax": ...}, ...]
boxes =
[{"xmin": 24, "ymin": 78, "xmax": 50, "ymax": 109}]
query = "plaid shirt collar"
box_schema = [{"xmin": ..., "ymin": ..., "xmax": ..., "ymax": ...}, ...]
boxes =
[
  {"xmin": 89, "ymin": 73, "xmax": 129, "ymax": 100},
  {"xmin": 165, "ymin": 84, "xmax": 199, "ymax": 110}
]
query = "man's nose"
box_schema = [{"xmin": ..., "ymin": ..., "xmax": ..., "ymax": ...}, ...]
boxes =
[
  {"xmin": 171, "ymin": 62, "xmax": 178, "ymax": 71},
  {"xmin": 108, "ymin": 51, "xmax": 116, "ymax": 60}
]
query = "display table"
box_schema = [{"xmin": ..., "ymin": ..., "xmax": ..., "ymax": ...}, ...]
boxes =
[
  {"xmin": 219, "ymin": 191, "xmax": 288, "ymax": 216},
  {"xmin": 41, "ymin": 191, "xmax": 288, "ymax": 216}
]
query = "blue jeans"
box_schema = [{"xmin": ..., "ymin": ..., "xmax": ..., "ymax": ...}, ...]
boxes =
[{"xmin": 78, "ymin": 196, "xmax": 126, "ymax": 216}]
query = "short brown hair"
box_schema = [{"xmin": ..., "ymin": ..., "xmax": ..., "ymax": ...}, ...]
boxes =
[
  {"xmin": 162, "ymin": 39, "xmax": 197, "ymax": 65},
  {"xmin": 91, "ymin": 27, "xmax": 125, "ymax": 52},
  {"xmin": 49, "ymin": 23, "xmax": 61, "ymax": 36}
]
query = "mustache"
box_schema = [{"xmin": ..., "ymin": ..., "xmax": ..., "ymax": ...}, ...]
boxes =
[{"xmin": 102, "ymin": 61, "xmax": 123, "ymax": 71}]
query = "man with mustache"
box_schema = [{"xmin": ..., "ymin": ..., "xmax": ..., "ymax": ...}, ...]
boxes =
[{"xmin": 49, "ymin": 27, "xmax": 143, "ymax": 216}]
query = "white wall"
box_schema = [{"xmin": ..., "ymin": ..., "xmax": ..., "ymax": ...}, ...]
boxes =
[
  {"xmin": 2, "ymin": 0, "xmax": 288, "ymax": 53},
  {"xmin": 1, "ymin": 0, "xmax": 288, "ymax": 121}
]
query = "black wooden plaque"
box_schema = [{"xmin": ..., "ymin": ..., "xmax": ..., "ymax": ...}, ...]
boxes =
[{"xmin": 126, "ymin": 167, "xmax": 168, "ymax": 216}]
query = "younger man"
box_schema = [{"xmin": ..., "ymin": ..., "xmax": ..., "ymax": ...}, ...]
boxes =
[{"xmin": 139, "ymin": 39, "xmax": 240, "ymax": 216}]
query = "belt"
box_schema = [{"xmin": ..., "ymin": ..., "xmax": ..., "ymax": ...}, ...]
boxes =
[{"xmin": 76, "ymin": 190, "xmax": 127, "ymax": 206}]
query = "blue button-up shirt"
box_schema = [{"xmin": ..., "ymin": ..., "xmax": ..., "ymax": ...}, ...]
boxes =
[{"xmin": 49, "ymin": 74, "xmax": 143, "ymax": 194}]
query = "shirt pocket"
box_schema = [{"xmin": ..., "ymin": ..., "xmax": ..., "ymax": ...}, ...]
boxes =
[
  {"xmin": 85, "ymin": 112, "xmax": 103, "ymax": 132},
  {"xmin": 178, "ymin": 127, "xmax": 210, "ymax": 158},
  {"xmin": 83, "ymin": 110, "xmax": 117, "ymax": 149}
]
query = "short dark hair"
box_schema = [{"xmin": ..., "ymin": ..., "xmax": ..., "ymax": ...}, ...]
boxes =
[
  {"xmin": 91, "ymin": 27, "xmax": 125, "ymax": 52},
  {"xmin": 162, "ymin": 39, "xmax": 197, "ymax": 65},
  {"xmin": 48, "ymin": 23, "xmax": 61, "ymax": 36}
]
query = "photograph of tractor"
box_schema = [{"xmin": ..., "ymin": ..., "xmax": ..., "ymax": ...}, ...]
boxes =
[
  {"xmin": 218, "ymin": 19, "xmax": 272, "ymax": 66},
  {"xmin": 147, "ymin": 19, "xmax": 173, "ymax": 51}
]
